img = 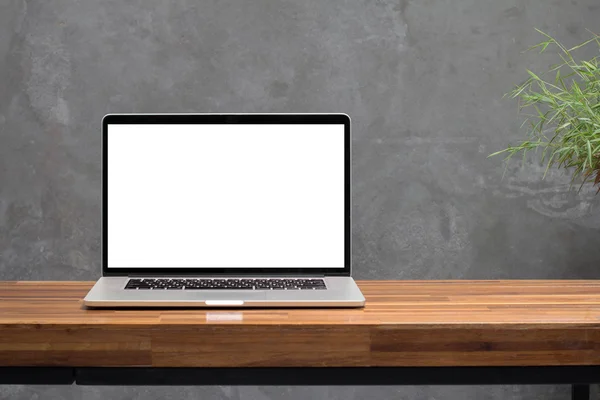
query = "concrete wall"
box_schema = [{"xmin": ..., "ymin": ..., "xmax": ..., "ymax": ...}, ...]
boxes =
[{"xmin": 1, "ymin": 0, "xmax": 599, "ymax": 398}]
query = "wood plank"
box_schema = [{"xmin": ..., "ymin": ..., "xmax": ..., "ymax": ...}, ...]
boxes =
[{"xmin": 2, "ymin": 281, "xmax": 600, "ymax": 367}]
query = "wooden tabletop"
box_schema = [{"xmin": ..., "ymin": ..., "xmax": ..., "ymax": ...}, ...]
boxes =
[{"xmin": 2, "ymin": 280, "xmax": 600, "ymax": 367}]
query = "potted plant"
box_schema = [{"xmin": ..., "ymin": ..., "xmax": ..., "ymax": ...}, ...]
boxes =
[{"xmin": 491, "ymin": 30, "xmax": 600, "ymax": 189}]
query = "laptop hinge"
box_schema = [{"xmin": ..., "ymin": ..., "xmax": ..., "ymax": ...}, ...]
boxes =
[{"xmin": 126, "ymin": 273, "xmax": 327, "ymax": 277}]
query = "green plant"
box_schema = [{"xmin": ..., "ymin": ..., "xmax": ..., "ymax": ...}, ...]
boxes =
[{"xmin": 490, "ymin": 29, "xmax": 600, "ymax": 189}]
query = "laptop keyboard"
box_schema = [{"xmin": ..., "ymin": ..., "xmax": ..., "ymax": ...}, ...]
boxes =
[{"xmin": 124, "ymin": 278, "xmax": 327, "ymax": 290}]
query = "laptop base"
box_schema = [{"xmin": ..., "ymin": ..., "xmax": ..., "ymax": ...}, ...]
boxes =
[{"xmin": 83, "ymin": 276, "xmax": 365, "ymax": 308}]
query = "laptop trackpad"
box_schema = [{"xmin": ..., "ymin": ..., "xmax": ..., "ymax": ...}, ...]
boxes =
[{"xmin": 199, "ymin": 291, "xmax": 266, "ymax": 301}]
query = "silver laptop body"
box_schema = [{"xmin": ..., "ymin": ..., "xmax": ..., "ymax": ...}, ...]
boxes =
[{"xmin": 84, "ymin": 113, "xmax": 365, "ymax": 308}]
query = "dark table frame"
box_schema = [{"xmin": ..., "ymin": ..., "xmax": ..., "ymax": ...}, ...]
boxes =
[{"xmin": 1, "ymin": 366, "xmax": 596, "ymax": 400}]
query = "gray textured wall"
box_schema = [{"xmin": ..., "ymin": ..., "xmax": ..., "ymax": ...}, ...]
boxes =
[{"xmin": 1, "ymin": 0, "xmax": 599, "ymax": 398}]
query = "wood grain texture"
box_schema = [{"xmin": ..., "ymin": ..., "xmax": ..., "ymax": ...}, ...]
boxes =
[{"xmin": 2, "ymin": 280, "xmax": 600, "ymax": 367}]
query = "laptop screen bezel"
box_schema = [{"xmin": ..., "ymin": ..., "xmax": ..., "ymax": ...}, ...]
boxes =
[{"xmin": 101, "ymin": 113, "xmax": 351, "ymax": 277}]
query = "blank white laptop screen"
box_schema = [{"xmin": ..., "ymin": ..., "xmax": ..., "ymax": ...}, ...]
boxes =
[{"xmin": 107, "ymin": 124, "xmax": 345, "ymax": 269}]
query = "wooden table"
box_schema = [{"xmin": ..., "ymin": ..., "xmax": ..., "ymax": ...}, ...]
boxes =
[{"xmin": 2, "ymin": 280, "xmax": 600, "ymax": 399}]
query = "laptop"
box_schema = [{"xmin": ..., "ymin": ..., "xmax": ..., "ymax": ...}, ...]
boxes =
[{"xmin": 83, "ymin": 113, "xmax": 365, "ymax": 308}]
